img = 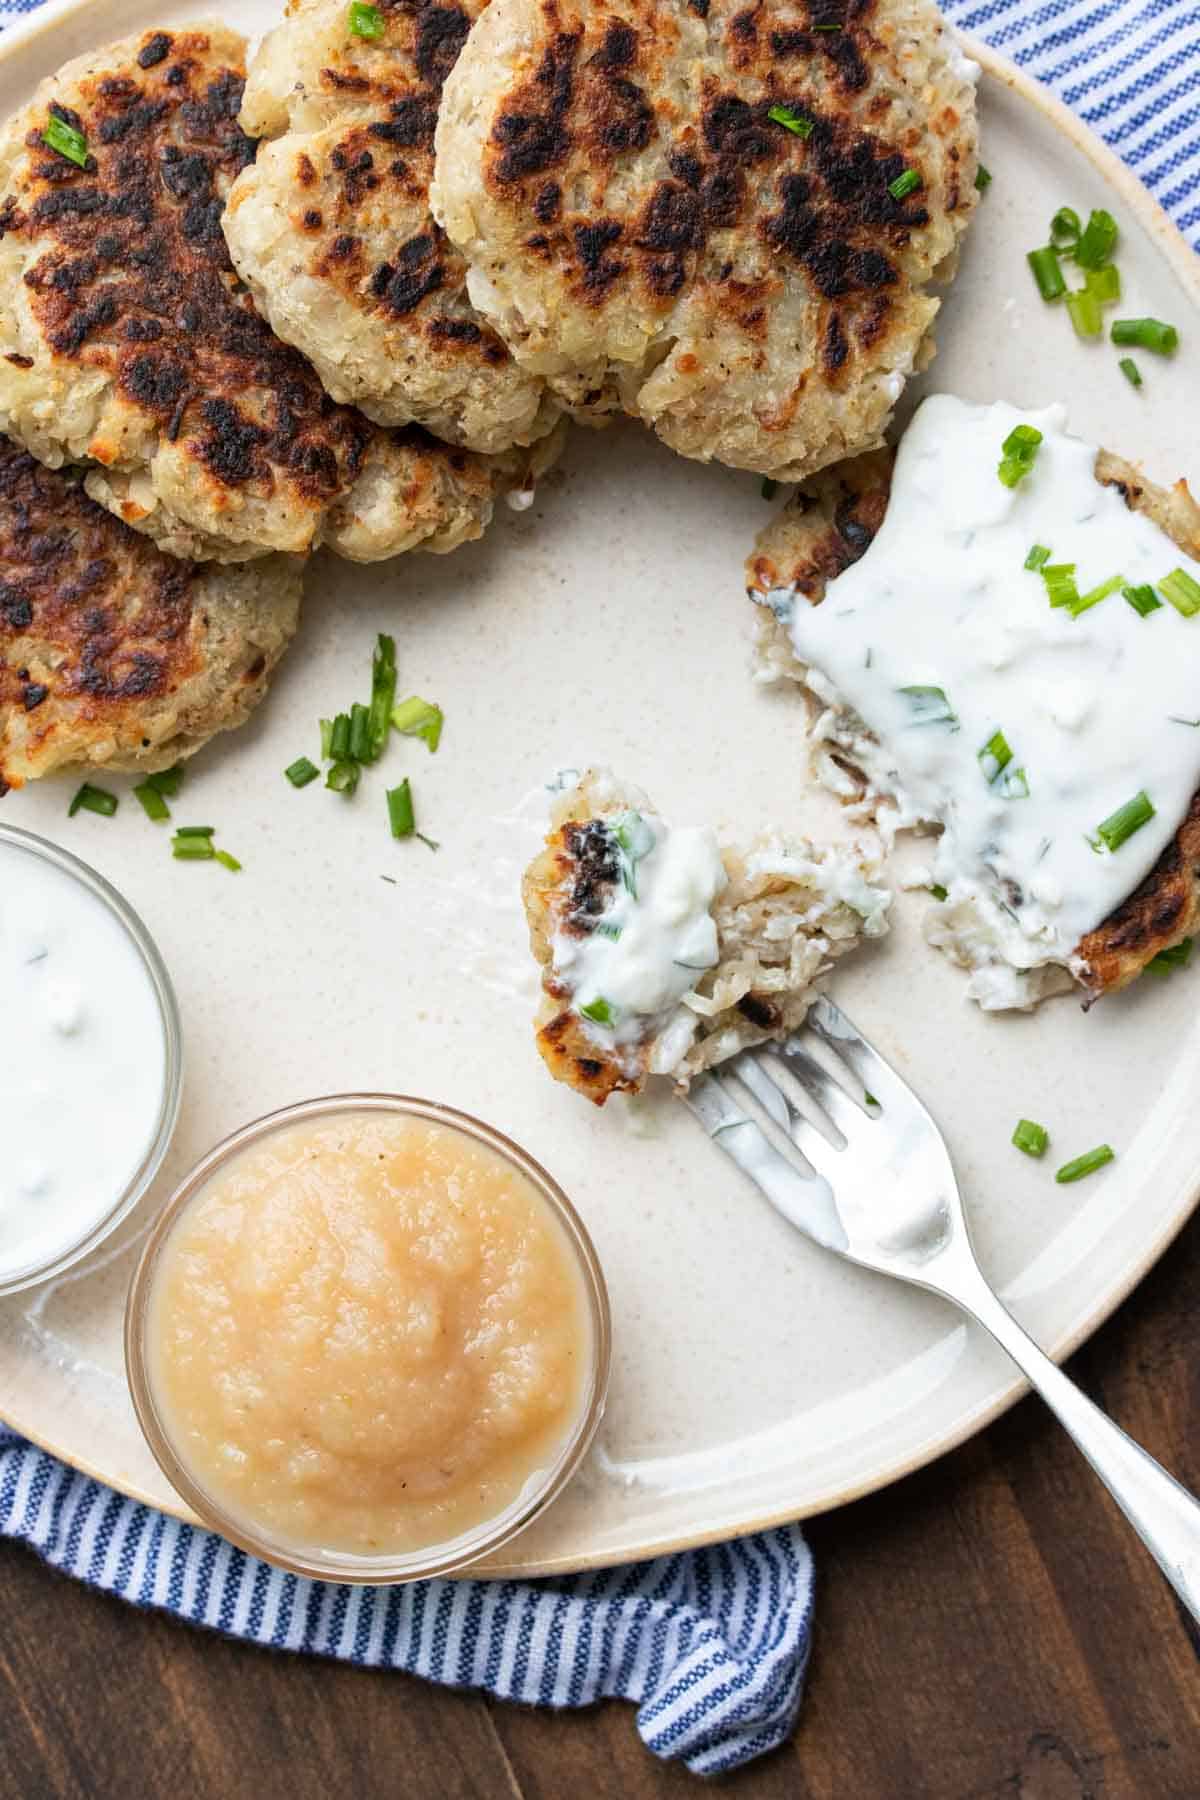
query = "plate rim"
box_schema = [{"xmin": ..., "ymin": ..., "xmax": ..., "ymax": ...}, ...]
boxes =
[{"xmin": 0, "ymin": 9, "xmax": 1198, "ymax": 1576}]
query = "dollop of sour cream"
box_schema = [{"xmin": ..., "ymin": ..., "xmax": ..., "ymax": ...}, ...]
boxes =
[
  {"xmin": 0, "ymin": 839, "xmax": 168, "ymax": 1285},
  {"xmin": 780, "ymin": 395, "xmax": 1200, "ymax": 1005},
  {"xmin": 551, "ymin": 816, "xmax": 728, "ymax": 1053}
]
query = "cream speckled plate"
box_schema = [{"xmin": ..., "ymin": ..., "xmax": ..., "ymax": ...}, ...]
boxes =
[{"xmin": 1, "ymin": 0, "xmax": 1198, "ymax": 1577}]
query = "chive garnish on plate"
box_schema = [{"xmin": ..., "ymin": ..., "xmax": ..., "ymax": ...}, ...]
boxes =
[
  {"xmin": 1118, "ymin": 356, "xmax": 1143, "ymax": 388},
  {"xmin": 1027, "ymin": 246, "xmax": 1066, "ymax": 302},
  {"xmin": 285, "ymin": 757, "xmax": 320, "ymax": 788},
  {"xmin": 974, "ymin": 164, "xmax": 992, "ymax": 191},
  {"xmin": 386, "ymin": 778, "xmax": 438, "ymax": 850},
  {"xmin": 391, "ymin": 696, "xmax": 444, "ymax": 752},
  {"xmin": 1055, "ymin": 1144, "xmax": 1114, "ymax": 1184},
  {"xmin": 133, "ymin": 782, "xmax": 171, "ymax": 823},
  {"xmin": 1072, "ymin": 208, "xmax": 1117, "ymax": 270},
  {"xmin": 1111, "ymin": 317, "xmax": 1178, "ymax": 355},
  {"xmin": 68, "ymin": 783, "xmax": 117, "ymax": 818},
  {"xmin": 1025, "ymin": 544, "xmax": 1052, "ymax": 570},
  {"xmin": 367, "ymin": 633, "xmax": 396, "ymax": 760},
  {"xmin": 579, "ymin": 997, "xmax": 615, "ymax": 1026},
  {"xmin": 1065, "ymin": 289, "xmax": 1102, "ymax": 339},
  {"xmin": 1012, "ymin": 1119, "xmax": 1048, "ymax": 1157}
]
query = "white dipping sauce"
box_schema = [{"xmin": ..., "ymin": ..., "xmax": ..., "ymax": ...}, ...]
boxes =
[
  {"xmin": 782, "ymin": 395, "xmax": 1200, "ymax": 1001},
  {"xmin": 0, "ymin": 839, "xmax": 167, "ymax": 1283},
  {"xmin": 550, "ymin": 813, "xmax": 728, "ymax": 1055}
]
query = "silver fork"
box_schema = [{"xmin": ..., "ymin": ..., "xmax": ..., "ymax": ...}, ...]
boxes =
[{"xmin": 685, "ymin": 993, "xmax": 1200, "ymax": 1623}]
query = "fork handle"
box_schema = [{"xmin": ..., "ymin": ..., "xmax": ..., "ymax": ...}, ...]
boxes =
[{"xmin": 954, "ymin": 1264, "xmax": 1200, "ymax": 1626}]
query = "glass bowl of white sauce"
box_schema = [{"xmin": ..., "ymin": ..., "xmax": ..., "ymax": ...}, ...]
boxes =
[{"xmin": 0, "ymin": 823, "xmax": 182, "ymax": 1294}]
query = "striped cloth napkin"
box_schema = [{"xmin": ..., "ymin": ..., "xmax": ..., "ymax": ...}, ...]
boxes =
[{"xmin": 0, "ymin": 0, "xmax": 1196, "ymax": 1776}]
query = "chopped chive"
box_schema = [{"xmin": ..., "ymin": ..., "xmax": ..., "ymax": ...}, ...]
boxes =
[
  {"xmin": 928, "ymin": 883, "xmax": 948, "ymax": 901},
  {"xmin": 614, "ymin": 809, "xmax": 656, "ymax": 897},
  {"xmin": 1118, "ymin": 356, "xmax": 1143, "ymax": 388},
  {"xmin": 1146, "ymin": 936, "xmax": 1193, "ymax": 976},
  {"xmin": 285, "ymin": 756, "xmax": 320, "ymax": 788},
  {"xmin": 974, "ymin": 163, "xmax": 992, "ymax": 191},
  {"xmin": 898, "ymin": 684, "xmax": 957, "ymax": 727},
  {"xmin": 888, "ymin": 168, "xmax": 921, "ymax": 200},
  {"xmin": 761, "ymin": 477, "xmax": 778, "ymax": 501},
  {"xmin": 173, "ymin": 824, "xmax": 214, "ymax": 838},
  {"xmin": 1073, "ymin": 208, "xmax": 1117, "ymax": 270},
  {"xmin": 133, "ymin": 782, "xmax": 171, "ymax": 823},
  {"xmin": 1068, "ymin": 572, "xmax": 1124, "ymax": 617},
  {"xmin": 1012, "ymin": 1118, "xmax": 1048, "ymax": 1157},
  {"xmin": 146, "ymin": 764, "xmax": 184, "ymax": 797},
  {"xmin": 1091, "ymin": 790, "xmax": 1154, "ymax": 853},
  {"xmin": 368, "ymin": 633, "xmax": 396, "ymax": 760},
  {"xmin": 1027, "ymin": 246, "xmax": 1066, "ymax": 302},
  {"xmin": 391, "ymin": 695, "xmax": 444, "ymax": 752},
  {"xmin": 579, "ymin": 997, "xmax": 615, "ymax": 1026},
  {"xmin": 1111, "ymin": 316, "xmax": 1177, "ymax": 355},
  {"xmin": 172, "ymin": 841, "xmax": 214, "ymax": 861},
  {"xmin": 1085, "ymin": 264, "xmax": 1121, "ymax": 304},
  {"xmin": 767, "ymin": 104, "xmax": 813, "ymax": 137},
  {"xmin": 386, "ymin": 778, "xmax": 438, "ymax": 849},
  {"xmin": 1055, "ymin": 1144, "xmax": 1114, "ymax": 1184},
  {"xmin": 1025, "ymin": 543, "xmax": 1052, "ymax": 570},
  {"xmin": 1123, "ymin": 582, "xmax": 1161, "ymax": 617},
  {"xmin": 214, "ymin": 849, "xmax": 242, "ymax": 872},
  {"xmin": 997, "ymin": 423, "xmax": 1042, "ymax": 488},
  {"xmin": 978, "ymin": 728, "xmax": 1013, "ymax": 782},
  {"xmin": 1065, "ymin": 288, "xmax": 1103, "ymax": 339},
  {"xmin": 68, "ymin": 782, "xmax": 117, "ymax": 818},
  {"xmin": 347, "ymin": 0, "xmax": 385, "ymax": 36},
  {"xmin": 329, "ymin": 712, "xmax": 352, "ymax": 760},
  {"xmin": 348, "ymin": 701, "xmax": 373, "ymax": 764},
  {"xmin": 319, "ymin": 718, "xmax": 334, "ymax": 760},
  {"xmin": 596, "ymin": 922, "xmax": 623, "ymax": 941},
  {"xmin": 386, "ymin": 777, "xmax": 414, "ymax": 837},
  {"xmin": 1000, "ymin": 765, "xmax": 1030, "ymax": 800},
  {"xmin": 1049, "ymin": 206, "xmax": 1081, "ymax": 247},
  {"xmin": 326, "ymin": 759, "xmax": 360, "ymax": 796},
  {"xmin": 42, "ymin": 112, "xmax": 89, "ymax": 168},
  {"xmin": 1041, "ymin": 563, "xmax": 1079, "ymax": 609},
  {"xmin": 1160, "ymin": 569, "xmax": 1200, "ymax": 618}
]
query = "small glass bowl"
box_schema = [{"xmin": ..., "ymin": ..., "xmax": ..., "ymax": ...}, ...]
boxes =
[
  {"xmin": 125, "ymin": 1094, "xmax": 612, "ymax": 1583},
  {"xmin": 0, "ymin": 822, "xmax": 183, "ymax": 1296}
]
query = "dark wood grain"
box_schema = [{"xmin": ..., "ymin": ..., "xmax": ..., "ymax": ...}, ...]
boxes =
[{"xmin": 5, "ymin": 1212, "xmax": 1200, "ymax": 1800}]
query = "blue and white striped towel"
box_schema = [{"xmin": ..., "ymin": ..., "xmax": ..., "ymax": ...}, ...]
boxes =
[
  {"xmin": 1, "ymin": 0, "xmax": 1197, "ymax": 1775},
  {"xmin": 0, "ymin": 1427, "xmax": 814, "ymax": 1776}
]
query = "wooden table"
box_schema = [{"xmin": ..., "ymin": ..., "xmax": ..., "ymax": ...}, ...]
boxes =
[{"xmin": 5, "ymin": 1212, "xmax": 1200, "ymax": 1800}]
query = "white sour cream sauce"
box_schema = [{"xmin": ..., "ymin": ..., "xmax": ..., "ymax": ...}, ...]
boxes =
[
  {"xmin": 0, "ymin": 840, "xmax": 168, "ymax": 1284},
  {"xmin": 550, "ymin": 818, "xmax": 728, "ymax": 1061},
  {"xmin": 779, "ymin": 395, "xmax": 1200, "ymax": 1004}
]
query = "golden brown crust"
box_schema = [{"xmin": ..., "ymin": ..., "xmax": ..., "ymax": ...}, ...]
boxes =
[
  {"xmin": 521, "ymin": 810, "xmax": 639, "ymax": 1103},
  {"xmin": 746, "ymin": 444, "xmax": 893, "ymax": 599},
  {"xmin": 0, "ymin": 435, "xmax": 299, "ymax": 789},
  {"xmin": 0, "ymin": 28, "xmax": 372, "ymax": 528}
]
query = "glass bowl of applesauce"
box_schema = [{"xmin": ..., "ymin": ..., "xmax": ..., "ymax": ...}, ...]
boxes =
[{"xmin": 125, "ymin": 1094, "xmax": 611, "ymax": 1582}]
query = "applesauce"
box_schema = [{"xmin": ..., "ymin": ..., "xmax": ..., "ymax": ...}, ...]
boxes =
[{"xmin": 130, "ymin": 1100, "xmax": 607, "ymax": 1576}]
